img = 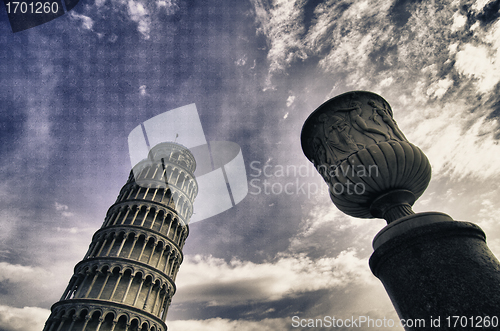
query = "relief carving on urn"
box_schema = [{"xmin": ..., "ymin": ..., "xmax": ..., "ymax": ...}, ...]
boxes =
[
  {"xmin": 302, "ymin": 91, "xmax": 431, "ymax": 223},
  {"xmin": 309, "ymin": 94, "xmax": 406, "ymax": 172}
]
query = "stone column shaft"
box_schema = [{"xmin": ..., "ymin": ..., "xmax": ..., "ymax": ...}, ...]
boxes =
[
  {"xmin": 109, "ymin": 273, "xmax": 122, "ymax": 300},
  {"xmin": 122, "ymin": 276, "xmax": 134, "ymax": 303},
  {"xmin": 133, "ymin": 278, "xmax": 144, "ymax": 306}
]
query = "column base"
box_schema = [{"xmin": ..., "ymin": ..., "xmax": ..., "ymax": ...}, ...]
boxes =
[{"xmin": 370, "ymin": 212, "xmax": 500, "ymax": 330}]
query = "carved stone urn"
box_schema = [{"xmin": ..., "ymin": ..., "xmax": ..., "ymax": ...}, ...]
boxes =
[
  {"xmin": 301, "ymin": 91, "xmax": 500, "ymax": 330},
  {"xmin": 301, "ymin": 91, "xmax": 431, "ymax": 223}
]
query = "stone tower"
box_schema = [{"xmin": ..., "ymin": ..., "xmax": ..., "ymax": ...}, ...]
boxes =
[{"xmin": 43, "ymin": 142, "xmax": 198, "ymax": 331}]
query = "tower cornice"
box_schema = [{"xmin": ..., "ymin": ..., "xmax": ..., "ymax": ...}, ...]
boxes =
[
  {"xmin": 89, "ymin": 226, "xmax": 185, "ymax": 264},
  {"xmin": 50, "ymin": 299, "xmax": 167, "ymax": 331},
  {"xmin": 74, "ymin": 256, "xmax": 177, "ymax": 293}
]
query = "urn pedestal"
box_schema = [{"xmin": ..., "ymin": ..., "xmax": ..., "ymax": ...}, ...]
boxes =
[
  {"xmin": 370, "ymin": 212, "xmax": 500, "ymax": 330},
  {"xmin": 301, "ymin": 91, "xmax": 500, "ymax": 330}
]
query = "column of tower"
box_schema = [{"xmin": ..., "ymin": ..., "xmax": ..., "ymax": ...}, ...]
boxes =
[{"xmin": 43, "ymin": 142, "xmax": 198, "ymax": 331}]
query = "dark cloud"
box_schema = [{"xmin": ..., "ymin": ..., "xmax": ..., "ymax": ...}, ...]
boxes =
[
  {"xmin": 185, "ymin": 193, "xmax": 304, "ymax": 263},
  {"xmin": 389, "ymin": 0, "xmax": 423, "ymax": 27},
  {"xmin": 368, "ymin": 42, "xmax": 399, "ymax": 72},
  {"xmin": 476, "ymin": 0, "xmax": 500, "ymax": 25},
  {"xmin": 170, "ymin": 290, "xmax": 330, "ymax": 321}
]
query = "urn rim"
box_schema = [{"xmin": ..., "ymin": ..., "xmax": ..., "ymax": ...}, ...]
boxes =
[{"xmin": 300, "ymin": 90, "xmax": 392, "ymax": 161}]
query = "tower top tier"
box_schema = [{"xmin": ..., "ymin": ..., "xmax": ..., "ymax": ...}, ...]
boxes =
[{"xmin": 146, "ymin": 142, "xmax": 197, "ymax": 173}]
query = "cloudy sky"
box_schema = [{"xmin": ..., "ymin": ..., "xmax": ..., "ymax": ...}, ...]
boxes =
[{"xmin": 1, "ymin": 0, "xmax": 500, "ymax": 330}]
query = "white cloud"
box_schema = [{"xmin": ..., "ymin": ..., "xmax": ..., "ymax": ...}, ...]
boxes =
[
  {"xmin": 70, "ymin": 12, "xmax": 94, "ymax": 30},
  {"xmin": 471, "ymin": 0, "xmax": 495, "ymax": 12},
  {"xmin": 117, "ymin": 0, "xmax": 179, "ymax": 39},
  {"xmin": 451, "ymin": 12, "xmax": 467, "ymax": 32},
  {"xmin": 448, "ymin": 42, "xmax": 459, "ymax": 54},
  {"xmin": 310, "ymin": 0, "xmax": 394, "ymax": 77},
  {"xmin": 55, "ymin": 226, "xmax": 80, "ymax": 234},
  {"xmin": 55, "ymin": 202, "xmax": 74, "ymax": 217},
  {"xmin": 287, "ymin": 200, "xmax": 383, "ymax": 259},
  {"xmin": 0, "ymin": 262, "xmax": 52, "ymax": 284},
  {"xmin": 0, "ymin": 259, "xmax": 77, "ymax": 308},
  {"xmin": 174, "ymin": 249, "xmax": 375, "ymax": 306},
  {"xmin": 0, "ymin": 306, "xmax": 50, "ymax": 331},
  {"xmin": 55, "ymin": 202, "xmax": 68, "ymax": 211},
  {"xmin": 84, "ymin": 0, "xmax": 179, "ymax": 39},
  {"xmin": 0, "ymin": 262, "xmax": 64, "ymax": 307},
  {"xmin": 454, "ymin": 19, "xmax": 500, "ymax": 93},
  {"xmin": 235, "ymin": 56, "xmax": 247, "ymax": 66},
  {"xmin": 128, "ymin": 0, "xmax": 147, "ymax": 16},
  {"xmin": 317, "ymin": 26, "xmax": 377, "ymax": 78},
  {"xmin": 168, "ymin": 317, "xmax": 288, "ymax": 331},
  {"xmin": 0, "ymin": 210, "xmax": 20, "ymax": 245},
  {"xmin": 127, "ymin": 0, "xmax": 151, "ymax": 39},
  {"xmin": 404, "ymin": 100, "xmax": 500, "ymax": 181},
  {"xmin": 156, "ymin": 0, "xmax": 178, "ymax": 13},
  {"xmin": 157, "ymin": 0, "xmax": 167, "ymax": 7},
  {"xmin": 455, "ymin": 43, "xmax": 500, "ymax": 93},
  {"xmin": 379, "ymin": 77, "xmax": 393, "ymax": 87},
  {"xmin": 426, "ymin": 76, "xmax": 454, "ymax": 98},
  {"xmin": 251, "ymin": 0, "xmax": 308, "ymax": 74}
]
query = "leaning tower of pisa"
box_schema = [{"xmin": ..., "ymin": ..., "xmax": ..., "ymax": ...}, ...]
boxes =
[{"xmin": 42, "ymin": 142, "xmax": 198, "ymax": 331}]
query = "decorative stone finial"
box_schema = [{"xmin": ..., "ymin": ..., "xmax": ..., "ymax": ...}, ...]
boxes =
[{"xmin": 301, "ymin": 91, "xmax": 431, "ymax": 223}]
